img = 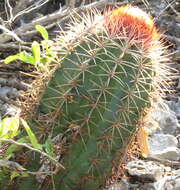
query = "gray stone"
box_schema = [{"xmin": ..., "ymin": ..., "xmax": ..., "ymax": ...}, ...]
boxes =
[
  {"xmin": 172, "ymin": 169, "xmax": 180, "ymax": 176},
  {"xmin": 161, "ymin": 175, "xmax": 180, "ymax": 190},
  {"xmin": 128, "ymin": 174, "xmax": 180, "ymax": 190},
  {"xmin": 174, "ymin": 178, "xmax": 180, "ymax": 190},
  {"xmin": 125, "ymin": 160, "xmax": 164, "ymax": 182},
  {"xmin": 106, "ymin": 179, "xmax": 130, "ymax": 190},
  {"xmin": 119, "ymin": 175, "xmax": 180, "ymax": 190},
  {"xmin": 148, "ymin": 134, "xmax": 180, "ymax": 161},
  {"xmin": 0, "ymin": 102, "xmax": 20, "ymax": 118},
  {"xmin": 166, "ymin": 98, "xmax": 180, "ymax": 118},
  {"xmin": 170, "ymin": 170, "xmax": 180, "ymax": 190},
  {"xmin": 150, "ymin": 99, "xmax": 180, "ymax": 135},
  {"xmin": 154, "ymin": 176, "xmax": 174, "ymax": 190}
]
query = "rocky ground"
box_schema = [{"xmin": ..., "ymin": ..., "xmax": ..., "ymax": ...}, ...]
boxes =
[{"xmin": 0, "ymin": 0, "xmax": 179, "ymax": 189}]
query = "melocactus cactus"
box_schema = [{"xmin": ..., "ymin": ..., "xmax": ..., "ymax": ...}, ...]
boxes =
[{"xmin": 21, "ymin": 5, "xmax": 169, "ymax": 190}]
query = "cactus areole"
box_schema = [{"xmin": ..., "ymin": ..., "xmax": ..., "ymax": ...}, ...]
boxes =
[{"xmin": 35, "ymin": 5, "xmax": 164, "ymax": 190}]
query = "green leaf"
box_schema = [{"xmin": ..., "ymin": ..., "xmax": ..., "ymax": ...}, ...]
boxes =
[
  {"xmin": 18, "ymin": 52, "xmax": 35, "ymax": 64},
  {"xmin": 0, "ymin": 172, "xmax": 6, "ymax": 181},
  {"xmin": 0, "ymin": 118, "xmax": 9, "ymax": 137},
  {"xmin": 3, "ymin": 137, "xmax": 28, "ymax": 159},
  {"xmin": 0, "ymin": 117, "xmax": 20, "ymax": 138},
  {"xmin": 10, "ymin": 171, "xmax": 20, "ymax": 181},
  {"xmin": 4, "ymin": 52, "xmax": 35, "ymax": 65},
  {"xmin": 35, "ymin": 25, "xmax": 49, "ymax": 40},
  {"xmin": 31, "ymin": 41, "xmax": 41, "ymax": 66},
  {"xmin": 45, "ymin": 140, "xmax": 55, "ymax": 157},
  {"xmin": 21, "ymin": 119, "xmax": 42, "ymax": 150},
  {"xmin": 21, "ymin": 172, "xmax": 29, "ymax": 178},
  {"xmin": 41, "ymin": 39, "xmax": 53, "ymax": 48},
  {"xmin": 4, "ymin": 55, "xmax": 20, "ymax": 64},
  {"xmin": 9, "ymin": 117, "xmax": 20, "ymax": 137}
]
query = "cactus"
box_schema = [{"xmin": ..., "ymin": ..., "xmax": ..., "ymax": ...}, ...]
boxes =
[{"xmin": 19, "ymin": 5, "xmax": 167, "ymax": 190}]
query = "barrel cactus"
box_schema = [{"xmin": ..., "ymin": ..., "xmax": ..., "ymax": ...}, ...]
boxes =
[{"xmin": 20, "ymin": 5, "xmax": 168, "ymax": 190}]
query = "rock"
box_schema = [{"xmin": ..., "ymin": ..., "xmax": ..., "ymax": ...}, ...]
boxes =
[
  {"xmin": 163, "ymin": 176, "xmax": 180, "ymax": 190},
  {"xmin": 135, "ymin": 174, "xmax": 180, "ymax": 190},
  {"xmin": 165, "ymin": 98, "xmax": 180, "ymax": 118},
  {"xmin": 0, "ymin": 78, "xmax": 28, "ymax": 120},
  {"xmin": 148, "ymin": 134, "xmax": 180, "ymax": 161},
  {"xmin": 176, "ymin": 134, "xmax": 180, "ymax": 148},
  {"xmin": 173, "ymin": 169, "xmax": 180, "ymax": 176},
  {"xmin": 158, "ymin": 169, "xmax": 180, "ymax": 190},
  {"xmin": 106, "ymin": 179, "xmax": 130, "ymax": 190},
  {"xmin": 112, "ymin": 170, "xmax": 180, "ymax": 190},
  {"xmin": 150, "ymin": 99, "xmax": 180, "ymax": 135},
  {"xmin": 146, "ymin": 176, "xmax": 174, "ymax": 190},
  {"xmin": 173, "ymin": 178, "xmax": 180, "ymax": 190},
  {"xmin": 125, "ymin": 160, "xmax": 165, "ymax": 183},
  {"xmin": 0, "ymin": 101, "xmax": 20, "ymax": 120}
]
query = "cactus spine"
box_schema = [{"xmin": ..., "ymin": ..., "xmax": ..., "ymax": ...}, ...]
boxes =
[{"xmin": 20, "ymin": 5, "xmax": 167, "ymax": 190}]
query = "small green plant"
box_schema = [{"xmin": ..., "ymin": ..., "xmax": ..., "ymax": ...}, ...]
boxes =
[
  {"xmin": 0, "ymin": 117, "xmax": 20, "ymax": 140},
  {"xmin": 0, "ymin": 117, "xmax": 41, "ymax": 152},
  {"xmin": 0, "ymin": 116, "xmax": 60, "ymax": 189},
  {"xmin": 1, "ymin": 26, "xmax": 62, "ymax": 189},
  {"xmin": 0, "ymin": 117, "xmax": 34, "ymax": 187},
  {"xmin": 4, "ymin": 25, "xmax": 57, "ymax": 70}
]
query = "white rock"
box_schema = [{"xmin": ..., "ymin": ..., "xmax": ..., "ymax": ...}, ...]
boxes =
[
  {"xmin": 148, "ymin": 134, "xmax": 180, "ymax": 161},
  {"xmin": 125, "ymin": 160, "xmax": 164, "ymax": 182},
  {"xmin": 166, "ymin": 98, "xmax": 180, "ymax": 118},
  {"xmin": 174, "ymin": 178, "xmax": 180, "ymax": 190},
  {"xmin": 106, "ymin": 179, "xmax": 129, "ymax": 190},
  {"xmin": 150, "ymin": 99, "xmax": 180, "ymax": 135}
]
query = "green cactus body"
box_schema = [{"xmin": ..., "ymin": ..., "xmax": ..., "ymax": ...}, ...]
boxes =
[
  {"xmin": 18, "ymin": 5, "xmax": 166, "ymax": 190},
  {"xmin": 38, "ymin": 32, "xmax": 154, "ymax": 189}
]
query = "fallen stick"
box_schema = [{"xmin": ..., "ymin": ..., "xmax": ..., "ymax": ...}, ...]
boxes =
[{"xmin": 0, "ymin": 1, "xmax": 124, "ymax": 44}]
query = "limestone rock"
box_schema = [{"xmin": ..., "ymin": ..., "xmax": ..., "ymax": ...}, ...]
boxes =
[
  {"xmin": 148, "ymin": 134, "xmax": 180, "ymax": 161},
  {"xmin": 125, "ymin": 160, "xmax": 165, "ymax": 183},
  {"xmin": 150, "ymin": 99, "xmax": 180, "ymax": 135},
  {"xmin": 166, "ymin": 98, "xmax": 180, "ymax": 118}
]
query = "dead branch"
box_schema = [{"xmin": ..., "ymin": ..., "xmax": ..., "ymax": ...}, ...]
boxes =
[
  {"xmin": 21, "ymin": 23, "xmax": 57, "ymax": 37},
  {"xmin": 0, "ymin": 138, "xmax": 65, "ymax": 170},
  {"xmin": 147, "ymin": 156, "xmax": 180, "ymax": 167},
  {"xmin": 0, "ymin": 0, "xmax": 125, "ymax": 44},
  {"xmin": 12, "ymin": 0, "xmax": 30, "ymax": 16},
  {"xmin": 0, "ymin": 159, "xmax": 26, "ymax": 171},
  {"xmin": 11, "ymin": 0, "xmax": 50, "ymax": 23},
  {"xmin": 0, "ymin": 25, "xmax": 23, "ymax": 43},
  {"xmin": 0, "ymin": 43, "xmax": 31, "ymax": 51},
  {"xmin": 0, "ymin": 78, "xmax": 30, "ymax": 91}
]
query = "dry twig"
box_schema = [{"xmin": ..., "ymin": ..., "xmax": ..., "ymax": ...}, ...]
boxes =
[
  {"xmin": 0, "ymin": 138, "xmax": 65, "ymax": 170},
  {"xmin": 0, "ymin": 43, "xmax": 31, "ymax": 51},
  {"xmin": 0, "ymin": 0, "xmax": 125, "ymax": 44}
]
